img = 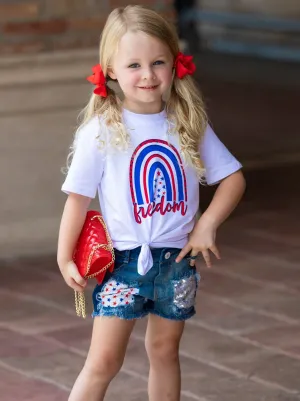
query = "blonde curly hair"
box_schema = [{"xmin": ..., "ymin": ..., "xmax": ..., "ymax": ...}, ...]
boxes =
[{"xmin": 68, "ymin": 5, "xmax": 207, "ymax": 179}]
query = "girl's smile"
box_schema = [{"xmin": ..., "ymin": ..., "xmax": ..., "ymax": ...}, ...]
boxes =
[{"xmin": 137, "ymin": 85, "xmax": 159, "ymax": 90}]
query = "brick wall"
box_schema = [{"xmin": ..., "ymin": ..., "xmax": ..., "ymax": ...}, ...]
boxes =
[{"xmin": 0, "ymin": 0, "xmax": 174, "ymax": 55}]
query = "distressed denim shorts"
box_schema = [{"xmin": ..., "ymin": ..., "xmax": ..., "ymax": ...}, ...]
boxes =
[{"xmin": 92, "ymin": 247, "xmax": 200, "ymax": 321}]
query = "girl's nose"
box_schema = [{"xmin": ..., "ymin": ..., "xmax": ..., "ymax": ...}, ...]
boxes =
[{"xmin": 142, "ymin": 67, "xmax": 156, "ymax": 81}]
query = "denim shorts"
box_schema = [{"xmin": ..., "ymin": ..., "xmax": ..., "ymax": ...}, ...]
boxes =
[{"xmin": 92, "ymin": 247, "xmax": 200, "ymax": 321}]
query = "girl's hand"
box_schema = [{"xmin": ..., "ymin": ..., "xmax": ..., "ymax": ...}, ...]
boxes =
[
  {"xmin": 59, "ymin": 260, "xmax": 87, "ymax": 292},
  {"xmin": 175, "ymin": 214, "xmax": 221, "ymax": 268}
]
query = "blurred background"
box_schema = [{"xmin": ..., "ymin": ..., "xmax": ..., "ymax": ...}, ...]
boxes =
[{"xmin": 0, "ymin": 1, "xmax": 300, "ymax": 400}]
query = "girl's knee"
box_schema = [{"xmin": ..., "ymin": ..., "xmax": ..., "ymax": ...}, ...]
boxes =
[
  {"xmin": 85, "ymin": 349, "xmax": 124, "ymax": 379},
  {"xmin": 145, "ymin": 336, "xmax": 180, "ymax": 365}
]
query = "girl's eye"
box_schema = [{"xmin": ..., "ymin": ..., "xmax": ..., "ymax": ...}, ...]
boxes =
[
  {"xmin": 153, "ymin": 60, "xmax": 164, "ymax": 65},
  {"xmin": 129, "ymin": 63, "xmax": 140, "ymax": 68}
]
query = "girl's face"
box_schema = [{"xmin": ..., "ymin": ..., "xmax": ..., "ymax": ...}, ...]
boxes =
[{"xmin": 109, "ymin": 31, "xmax": 174, "ymax": 114}]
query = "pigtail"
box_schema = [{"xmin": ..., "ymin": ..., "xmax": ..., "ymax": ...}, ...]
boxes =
[
  {"xmin": 166, "ymin": 75, "xmax": 207, "ymax": 181},
  {"xmin": 64, "ymin": 82, "xmax": 130, "ymax": 174}
]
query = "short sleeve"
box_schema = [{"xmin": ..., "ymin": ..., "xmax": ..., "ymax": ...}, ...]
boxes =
[
  {"xmin": 61, "ymin": 117, "xmax": 104, "ymax": 198},
  {"xmin": 200, "ymin": 124, "xmax": 242, "ymax": 185}
]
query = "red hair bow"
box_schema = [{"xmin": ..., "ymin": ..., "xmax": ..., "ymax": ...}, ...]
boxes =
[
  {"xmin": 174, "ymin": 52, "xmax": 196, "ymax": 79},
  {"xmin": 87, "ymin": 64, "xmax": 107, "ymax": 97}
]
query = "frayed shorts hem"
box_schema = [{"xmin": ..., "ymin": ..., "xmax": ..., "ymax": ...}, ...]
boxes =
[
  {"xmin": 92, "ymin": 309, "xmax": 148, "ymax": 321},
  {"xmin": 91, "ymin": 308, "xmax": 195, "ymax": 322},
  {"xmin": 148, "ymin": 309, "xmax": 196, "ymax": 322}
]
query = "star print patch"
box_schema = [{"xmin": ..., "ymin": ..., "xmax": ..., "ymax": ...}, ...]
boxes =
[{"xmin": 95, "ymin": 279, "xmax": 139, "ymax": 307}]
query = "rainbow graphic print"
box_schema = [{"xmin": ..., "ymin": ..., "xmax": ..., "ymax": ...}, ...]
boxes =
[{"xmin": 130, "ymin": 139, "xmax": 188, "ymax": 224}]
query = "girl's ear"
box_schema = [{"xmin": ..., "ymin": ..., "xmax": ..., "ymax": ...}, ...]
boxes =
[{"xmin": 107, "ymin": 68, "xmax": 117, "ymax": 80}]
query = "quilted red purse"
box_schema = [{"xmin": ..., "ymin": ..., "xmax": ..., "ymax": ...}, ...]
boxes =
[{"xmin": 73, "ymin": 210, "xmax": 115, "ymax": 318}]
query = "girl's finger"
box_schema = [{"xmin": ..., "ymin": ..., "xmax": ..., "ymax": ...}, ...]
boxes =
[
  {"xmin": 73, "ymin": 274, "xmax": 87, "ymax": 287},
  {"xmin": 210, "ymin": 244, "xmax": 221, "ymax": 260},
  {"xmin": 176, "ymin": 243, "xmax": 192, "ymax": 263},
  {"xmin": 189, "ymin": 250, "xmax": 198, "ymax": 267},
  {"xmin": 67, "ymin": 278, "xmax": 86, "ymax": 292},
  {"xmin": 202, "ymin": 249, "xmax": 212, "ymax": 268}
]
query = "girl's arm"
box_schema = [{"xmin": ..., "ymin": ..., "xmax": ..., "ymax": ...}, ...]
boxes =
[
  {"xmin": 57, "ymin": 193, "xmax": 91, "ymax": 291},
  {"xmin": 202, "ymin": 169, "xmax": 246, "ymax": 228},
  {"xmin": 176, "ymin": 170, "xmax": 246, "ymax": 267}
]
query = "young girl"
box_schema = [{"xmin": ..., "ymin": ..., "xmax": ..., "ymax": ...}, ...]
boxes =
[{"xmin": 57, "ymin": 5, "xmax": 245, "ymax": 401}]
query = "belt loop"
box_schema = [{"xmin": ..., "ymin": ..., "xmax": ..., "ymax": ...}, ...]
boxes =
[{"xmin": 123, "ymin": 250, "xmax": 130, "ymax": 264}]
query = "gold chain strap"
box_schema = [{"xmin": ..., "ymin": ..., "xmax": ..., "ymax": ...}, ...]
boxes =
[
  {"xmin": 74, "ymin": 290, "xmax": 86, "ymax": 318},
  {"xmin": 74, "ymin": 214, "xmax": 115, "ymax": 319}
]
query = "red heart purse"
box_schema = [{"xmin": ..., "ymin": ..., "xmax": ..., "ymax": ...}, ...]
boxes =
[{"xmin": 73, "ymin": 210, "xmax": 115, "ymax": 318}]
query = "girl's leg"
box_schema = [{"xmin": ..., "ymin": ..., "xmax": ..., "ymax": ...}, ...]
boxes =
[
  {"xmin": 69, "ymin": 316, "xmax": 136, "ymax": 401},
  {"xmin": 145, "ymin": 314, "xmax": 185, "ymax": 401}
]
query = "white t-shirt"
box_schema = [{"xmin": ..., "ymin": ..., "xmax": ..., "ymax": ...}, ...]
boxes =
[{"xmin": 62, "ymin": 109, "xmax": 242, "ymax": 275}]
